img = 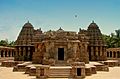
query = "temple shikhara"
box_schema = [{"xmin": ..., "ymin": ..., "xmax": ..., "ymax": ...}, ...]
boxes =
[{"xmin": 1, "ymin": 21, "xmax": 119, "ymax": 79}]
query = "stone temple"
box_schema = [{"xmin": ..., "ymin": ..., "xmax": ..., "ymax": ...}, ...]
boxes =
[
  {"xmin": 1, "ymin": 21, "xmax": 120, "ymax": 79},
  {"xmin": 15, "ymin": 21, "xmax": 107, "ymax": 64},
  {"xmin": 10, "ymin": 21, "xmax": 109, "ymax": 78}
]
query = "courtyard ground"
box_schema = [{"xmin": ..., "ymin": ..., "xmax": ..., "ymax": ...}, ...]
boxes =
[{"xmin": 0, "ymin": 67, "xmax": 120, "ymax": 79}]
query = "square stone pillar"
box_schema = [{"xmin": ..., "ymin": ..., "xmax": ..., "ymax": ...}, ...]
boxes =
[
  {"xmin": 19, "ymin": 47, "xmax": 21, "ymax": 56},
  {"xmin": 10, "ymin": 50, "xmax": 12, "ymax": 57},
  {"xmin": 103, "ymin": 47, "xmax": 106, "ymax": 56},
  {"xmin": 28, "ymin": 47, "xmax": 30, "ymax": 56},
  {"xmin": 71, "ymin": 62, "xmax": 85, "ymax": 79},
  {"xmin": 36, "ymin": 65, "xmax": 50, "ymax": 79},
  {"xmin": 112, "ymin": 52, "xmax": 114, "ymax": 58},
  {"xmin": 0, "ymin": 50, "xmax": 1, "ymax": 58},
  {"xmin": 96, "ymin": 47, "xmax": 98, "ymax": 56},
  {"xmin": 100, "ymin": 46, "xmax": 102, "ymax": 56},
  {"xmin": 15, "ymin": 47, "xmax": 18, "ymax": 56},
  {"xmin": 6, "ymin": 50, "xmax": 9, "ymax": 57},
  {"xmin": 23, "ymin": 47, "xmax": 26, "ymax": 56},
  {"xmin": 91, "ymin": 47, "xmax": 93, "ymax": 56},
  {"xmin": 115, "ymin": 52, "xmax": 117, "ymax": 58}
]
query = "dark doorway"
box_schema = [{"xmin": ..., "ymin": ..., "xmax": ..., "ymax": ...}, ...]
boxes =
[
  {"xmin": 77, "ymin": 68, "xmax": 81, "ymax": 76},
  {"xmin": 58, "ymin": 48, "xmax": 64, "ymax": 60},
  {"xmin": 8, "ymin": 51, "xmax": 11, "ymax": 57},
  {"xmin": 88, "ymin": 46, "xmax": 91, "ymax": 60},
  {"xmin": 1, "ymin": 50, "xmax": 4, "ymax": 57},
  {"xmin": 40, "ymin": 69, "xmax": 44, "ymax": 76},
  {"xmin": 5, "ymin": 51, "xmax": 7, "ymax": 57}
]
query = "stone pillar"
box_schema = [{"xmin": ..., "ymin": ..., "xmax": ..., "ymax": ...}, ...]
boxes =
[
  {"xmin": 84, "ymin": 43, "xmax": 89, "ymax": 63},
  {"xmin": 9, "ymin": 50, "xmax": 11, "ymax": 57},
  {"xmin": 117, "ymin": 52, "xmax": 119, "ymax": 58},
  {"xmin": 6, "ymin": 50, "xmax": 9, "ymax": 57},
  {"xmin": 28, "ymin": 47, "xmax": 30, "ymax": 56},
  {"xmin": 115, "ymin": 52, "xmax": 117, "ymax": 58},
  {"xmin": 35, "ymin": 44, "xmax": 38, "ymax": 52},
  {"xmin": 4, "ymin": 50, "xmax": 6, "ymax": 57},
  {"xmin": 102, "ymin": 46, "xmax": 104, "ymax": 56},
  {"xmin": 5, "ymin": 50, "xmax": 7, "ymax": 57},
  {"xmin": 103, "ymin": 46, "xmax": 106, "ymax": 56},
  {"xmin": 6, "ymin": 49, "xmax": 9, "ymax": 57},
  {"xmin": 16, "ymin": 47, "xmax": 18, "ymax": 56},
  {"xmin": 91, "ymin": 47, "xmax": 93, "ymax": 56},
  {"xmin": 19, "ymin": 47, "xmax": 21, "ymax": 56},
  {"xmin": 0, "ymin": 50, "xmax": 1, "ymax": 58},
  {"xmin": 114, "ymin": 52, "xmax": 116, "ymax": 58},
  {"xmin": 102, "ymin": 47, "xmax": 104, "ymax": 56},
  {"xmin": 73, "ymin": 43, "xmax": 77, "ymax": 58},
  {"xmin": 11, "ymin": 50, "xmax": 13, "ymax": 57},
  {"xmin": 23, "ymin": 47, "xmax": 26, "ymax": 56},
  {"xmin": 96, "ymin": 47, "xmax": 98, "ymax": 56},
  {"xmin": 2, "ymin": 50, "xmax": 5, "ymax": 57},
  {"xmin": 71, "ymin": 62, "xmax": 85, "ymax": 79},
  {"xmin": 90, "ymin": 46, "xmax": 94, "ymax": 60},
  {"xmin": 100, "ymin": 46, "xmax": 102, "ymax": 56},
  {"xmin": 44, "ymin": 65, "xmax": 50, "ymax": 77},
  {"xmin": 7, "ymin": 50, "xmax": 9, "ymax": 57},
  {"xmin": 36, "ymin": 65, "xmax": 50, "ymax": 79}
]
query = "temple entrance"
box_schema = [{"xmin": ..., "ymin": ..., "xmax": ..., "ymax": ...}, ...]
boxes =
[
  {"xmin": 58, "ymin": 48, "xmax": 64, "ymax": 60},
  {"xmin": 77, "ymin": 68, "xmax": 81, "ymax": 76}
]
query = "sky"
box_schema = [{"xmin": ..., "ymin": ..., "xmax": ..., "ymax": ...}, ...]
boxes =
[{"xmin": 0, "ymin": 0, "xmax": 120, "ymax": 41}]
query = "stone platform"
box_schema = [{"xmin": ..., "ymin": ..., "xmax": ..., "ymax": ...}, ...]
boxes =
[
  {"xmin": 1, "ymin": 60, "xmax": 19, "ymax": 67},
  {"xmin": 102, "ymin": 60, "xmax": 119, "ymax": 67},
  {"xmin": 13, "ymin": 62, "xmax": 32, "ymax": 72},
  {"xmin": 90, "ymin": 62, "xmax": 109, "ymax": 72},
  {"xmin": 85, "ymin": 64, "xmax": 97, "ymax": 76},
  {"xmin": 2, "ymin": 61, "xmax": 118, "ymax": 79}
]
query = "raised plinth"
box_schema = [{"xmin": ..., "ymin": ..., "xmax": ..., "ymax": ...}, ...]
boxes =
[{"xmin": 1, "ymin": 60, "xmax": 18, "ymax": 67}]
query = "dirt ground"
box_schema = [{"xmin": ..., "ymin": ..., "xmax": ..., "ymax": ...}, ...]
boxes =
[{"xmin": 0, "ymin": 67, "xmax": 120, "ymax": 79}]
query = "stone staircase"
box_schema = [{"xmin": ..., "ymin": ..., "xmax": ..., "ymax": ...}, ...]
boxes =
[{"xmin": 49, "ymin": 66, "xmax": 72, "ymax": 78}]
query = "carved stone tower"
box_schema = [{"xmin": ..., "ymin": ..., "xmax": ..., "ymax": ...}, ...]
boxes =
[
  {"xmin": 87, "ymin": 21, "xmax": 107, "ymax": 61},
  {"xmin": 15, "ymin": 21, "xmax": 35, "ymax": 61}
]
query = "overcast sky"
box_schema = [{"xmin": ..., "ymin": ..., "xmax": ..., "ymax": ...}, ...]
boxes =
[{"xmin": 0, "ymin": 0, "xmax": 120, "ymax": 41}]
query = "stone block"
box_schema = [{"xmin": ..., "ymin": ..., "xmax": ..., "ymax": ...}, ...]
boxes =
[
  {"xmin": 17, "ymin": 64, "xmax": 26, "ymax": 72},
  {"xmin": 25, "ymin": 65, "xmax": 34, "ymax": 74},
  {"xmin": 29, "ymin": 66, "xmax": 36, "ymax": 76},
  {"xmin": 85, "ymin": 67, "xmax": 92, "ymax": 76},
  {"xmin": 91, "ymin": 66, "xmax": 97, "ymax": 74}
]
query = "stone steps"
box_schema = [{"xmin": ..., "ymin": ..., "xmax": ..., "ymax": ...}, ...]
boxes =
[{"xmin": 49, "ymin": 66, "xmax": 71, "ymax": 78}]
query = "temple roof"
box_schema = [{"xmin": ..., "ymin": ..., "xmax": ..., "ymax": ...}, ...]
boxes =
[
  {"xmin": 23, "ymin": 21, "xmax": 33, "ymax": 28},
  {"xmin": 88, "ymin": 21, "xmax": 99, "ymax": 29},
  {"xmin": 57, "ymin": 27, "xmax": 64, "ymax": 32}
]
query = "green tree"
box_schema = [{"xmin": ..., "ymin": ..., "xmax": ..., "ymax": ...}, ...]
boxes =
[
  {"xmin": 0, "ymin": 39, "xmax": 9, "ymax": 46},
  {"xmin": 0, "ymin": 39, "xmax": 15, "ymax": 47},
  {"xmin": 102, "ymin": 34, "xmax": 115, "ymax": 48},
  {"xmin": 8, "ymin": 41, "xmax": 15, "ymax": 46},
  {"xmin": 114, "ymin": 29, "xmax": 120, "ymax": 47},
  {"xmin": 103, "ymin": 29, "xmax": 120, "ymax": 48}
]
